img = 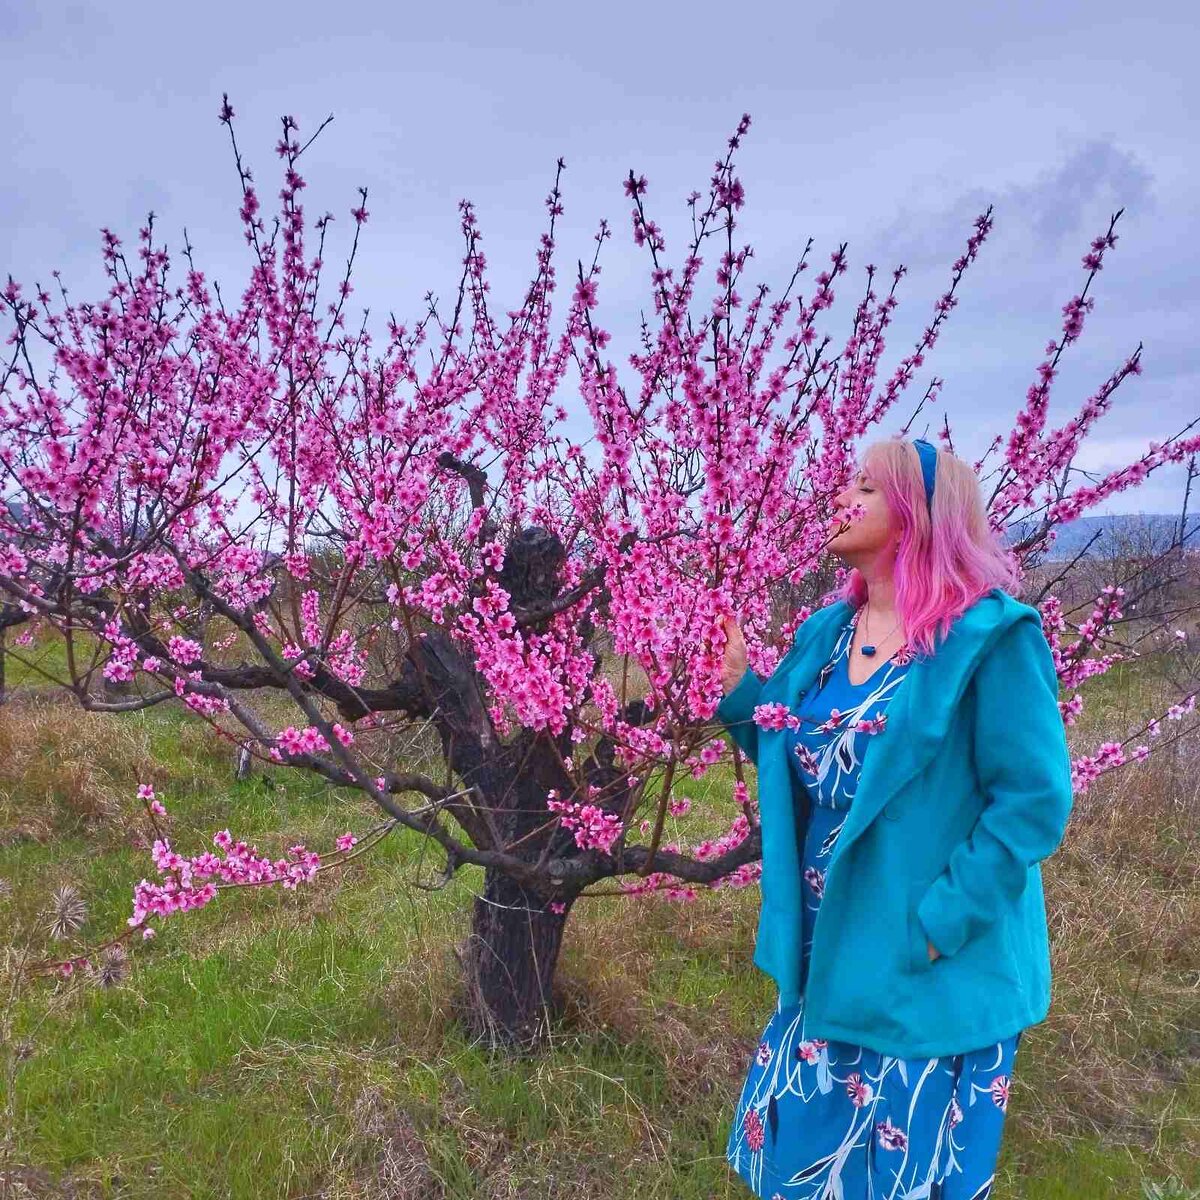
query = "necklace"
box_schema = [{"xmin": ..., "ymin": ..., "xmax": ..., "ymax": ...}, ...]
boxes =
[
  {"xmin": 810, "ymin": 607, "xmax": 911, "ymax": 698},
  {"xmin": 858, "ymin": 599, "xmax": 901, "ymax": 657}
]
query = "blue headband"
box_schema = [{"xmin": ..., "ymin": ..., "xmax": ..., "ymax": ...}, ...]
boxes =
[{"xmin": 912, "ymin": 438, "xmax": 937, "ymax": 512}]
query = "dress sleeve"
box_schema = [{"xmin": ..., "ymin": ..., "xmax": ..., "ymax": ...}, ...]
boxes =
[{"xmin": 915, "ymin": 614, "xmax": 1075, "ymax": 958}]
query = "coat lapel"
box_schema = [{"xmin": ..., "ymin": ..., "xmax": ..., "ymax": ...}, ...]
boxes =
[{"xmin": 757, "ymin": 587, "xmax": 1023, "ymax": 864}]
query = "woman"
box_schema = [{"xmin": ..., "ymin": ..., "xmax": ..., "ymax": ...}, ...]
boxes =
[{"xmin": 717, "ymin": 436, "xmax": 1074, "ymax": 1199}]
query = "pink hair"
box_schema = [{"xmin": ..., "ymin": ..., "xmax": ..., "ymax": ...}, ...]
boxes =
[{"xmin": 820, "ymin": 436, "xmax": 1022, "ymax": 659}]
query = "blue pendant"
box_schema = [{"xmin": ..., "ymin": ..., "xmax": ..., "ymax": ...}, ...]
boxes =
[{"xmin": 861, "ymin": 644, "xmax": 876, "ymax": 656}]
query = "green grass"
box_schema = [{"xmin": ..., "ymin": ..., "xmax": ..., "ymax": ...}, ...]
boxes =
[
  {"xmin": 1, "ymin": 669, "xmax": 1197, "ymax": 1197},
  {"xmin": 1, "ymin": 626, "xmax": 90, "ymax": 690}
]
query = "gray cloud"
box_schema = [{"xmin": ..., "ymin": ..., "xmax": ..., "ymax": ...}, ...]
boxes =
[
  {"xmin": 871, "ymin": 137, "xmax": 1156, "ymax": 273},
  {"xmin": 1, "ymin": 0, "xmax": 1195, "ymax": 515}
]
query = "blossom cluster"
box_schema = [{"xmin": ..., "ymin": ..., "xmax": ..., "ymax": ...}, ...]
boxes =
[
  {"xmin": 129, "ymin": 831, "xmax": 321, "ymax": 934},
  {"xmin": 122, "ymin": 786, "xmax": 365, "ymax": 940},
  {"xmin": 272, "ymin": 721, "xmax": 354, "ymax": 761},
  {"xmin": 0, "ymin": 104, "xmax": 1192, "ymax": 927},
  {"xmin": 620, "ymin": 805, "xmax": 761, "ymax": 901},
  {"xmin": 546, "ymin": 790, "xmax": 624, "ymax": 855}
]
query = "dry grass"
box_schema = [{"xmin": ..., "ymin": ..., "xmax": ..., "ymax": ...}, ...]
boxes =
[
  {"xmin": 1, "ymin": 628, "xmax": 1198, "ymax": 1195},
  {"xmin": 1026, "ymin": 747, "xmax": 1200, "ymax": 1155},
  {"xmin": 0, "ymin": 701, "xmax": 160, "ymax": 845}
]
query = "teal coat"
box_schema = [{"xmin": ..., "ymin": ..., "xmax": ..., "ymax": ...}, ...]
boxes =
[{"xmin": 716, "ymin": 586, "xmax": 1074, "ymax": 1059}]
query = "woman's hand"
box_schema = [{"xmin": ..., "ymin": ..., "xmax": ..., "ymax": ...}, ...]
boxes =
[
  {"xmin": 719, "ymin": 615, "xmax": 749, "ymax": 693},
  {"xmin": 927, "ymin": 940, "xmax": 941, "ymax": 962}
]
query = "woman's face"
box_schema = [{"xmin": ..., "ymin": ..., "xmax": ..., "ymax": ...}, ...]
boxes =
[{"xmin": 827, "ymin": 463, "xmax": 899, "ymax": 564}]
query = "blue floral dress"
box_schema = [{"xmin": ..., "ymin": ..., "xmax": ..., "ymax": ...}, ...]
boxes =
[{"xmin": 727, "ymin": 608, "xmax": 1023, "ymax": 1199}]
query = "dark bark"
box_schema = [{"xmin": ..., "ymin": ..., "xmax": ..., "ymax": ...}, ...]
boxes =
[{"xmin": 454, "ymin": 872, "xmax": 573, "ymax": 1051}]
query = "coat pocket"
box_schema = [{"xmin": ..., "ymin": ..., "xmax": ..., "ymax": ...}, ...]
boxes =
[
  {"xmin": 1000, "ymin": 913, "xmax": 1028, "ymax": 990},
  {"xmin": 907, "ymin": 883, "xmax": 935, "ymax": 974}
]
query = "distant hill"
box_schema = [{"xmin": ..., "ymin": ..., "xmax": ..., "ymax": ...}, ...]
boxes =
[
  {"xmin": 4, "ymin": 500, "xmax": 1196, "ymax": 565},
  {"xmin": 1008, "ymin": 513, "xmax": 1200, "ymax": 560}
]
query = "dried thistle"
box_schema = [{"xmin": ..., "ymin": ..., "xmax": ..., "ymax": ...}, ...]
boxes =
[
  {"xmin": 89, "ymin": 944, "xmax": 129, "ymax": 989},
  {"xmin": 44, "ymin": 883, "xmax": 87, "ymax": 941}
]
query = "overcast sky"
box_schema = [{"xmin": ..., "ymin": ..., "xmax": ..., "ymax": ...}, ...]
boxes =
[{"xmin": 3, "ymin": 0, "xmax": 1196, "ymax": 517}]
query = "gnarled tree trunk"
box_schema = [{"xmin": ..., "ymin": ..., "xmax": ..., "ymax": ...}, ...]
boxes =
[{"xmin": 455, "ymin": 871, "xmax": 573, "ymax": 1050}]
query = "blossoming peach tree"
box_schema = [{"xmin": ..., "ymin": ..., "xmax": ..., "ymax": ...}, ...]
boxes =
[{"xmin": 2, "ymin": 99, "xmax": 1196, "ymax": 1049}]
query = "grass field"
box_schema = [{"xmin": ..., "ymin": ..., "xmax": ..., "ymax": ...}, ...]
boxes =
[{"xmin": 0, "ymin": 636, "xmax": 1197, "ymax": 1198}]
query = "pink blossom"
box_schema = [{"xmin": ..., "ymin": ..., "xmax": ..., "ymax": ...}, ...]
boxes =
[
  {"xmin": 547, "ymin": 795, "xmax": 624, "ymax": 855},
  {"xmin": 752, "ymin": 702, "xmax": 796, "ymax": 732},
  {"xmin": 167, "ymin": 636, "xmax": 203, "ymax": 665},
  {"xmin": 128, "ymin": 825, "xmax": 324, "ymax": 931},
  {"xmin": 854, "ymin": 713, "xmax": 888, "ymax": 735},
  {"xmin": 0, "ymin": 111, "xmax": 1181, "ymax": 969}
]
